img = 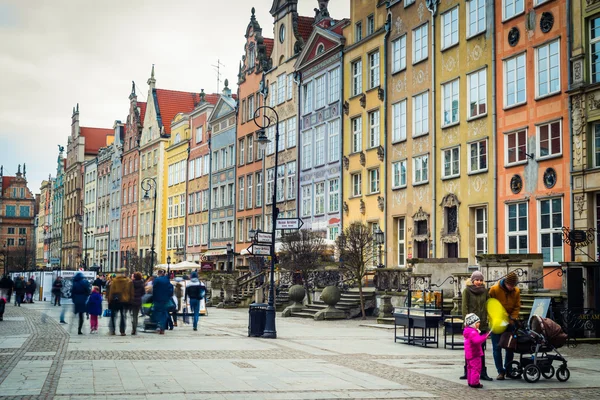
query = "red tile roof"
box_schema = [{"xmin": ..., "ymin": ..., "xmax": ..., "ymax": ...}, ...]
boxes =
[
  {"xmin": 80, "ymin": 127, "xmax": 114, "ymax": 155},
  {"xmin": 138, "ymin": 102, "xmax": 147, "ymax": 126},
  {"xmin": 154, "ymin": 89, "xmax": 201, "ymax": 135},
  {"xmin": 1, "ymin": 176, "xmax": 15, "ymax": 194},
  {"xmin": 204, "ymin": 94, "xmax": 221, "ymax": 105},
  {"xmin": 297, "ymin": 16, "xmax": 315, "ymax": 42},
  {"xmin": 264, "ymin": 38, "xmax": 274, "ymax": 58}
]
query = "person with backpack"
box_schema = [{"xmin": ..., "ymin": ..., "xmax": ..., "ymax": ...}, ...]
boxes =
[
  {"xmin": 14, "ymin": 276, "xmax": 25, "ymax": 306},
  {"xmin": 106, "ymin": 268, "xmax": 133, "ymax": 336},
  {"xmin": 185, "ymin": 272, "xmax": 206, "ymax": 331}
]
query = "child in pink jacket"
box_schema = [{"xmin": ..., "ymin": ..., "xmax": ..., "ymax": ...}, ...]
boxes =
[{"xmin": 464, "ymin": 313, "xmax": 491, "ymax": 388}]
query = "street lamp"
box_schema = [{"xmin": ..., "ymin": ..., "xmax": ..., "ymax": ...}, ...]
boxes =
[
  {"xmin": 1, "ymin": 241, "xmax": 9, "ymax": 276},
  {"xmin": 253, "ymin": 104, "xmax": 279, "ymax": 339},
  {"xmin": 374, "ymin": 227, "xmax": 384, "ymax": 268},
  {"xmin": 226, "ymin": 242, "xmax": 233, "ymax": 272},
  {"xmin": 141, "ymin": 177, "xmax": 158, "ymax": 277},
  {"xmin": 81, "ymin": 205, "xmax": 91, "ymax": 270},
  {"xmin": 167, "ymin": 255, "xmax": 171, "ymax": 277}
]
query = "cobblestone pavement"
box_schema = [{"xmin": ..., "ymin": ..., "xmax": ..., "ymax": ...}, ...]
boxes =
[{"xmin": 0, "ymin": 302, "xmax": 599, "ymax": 400}]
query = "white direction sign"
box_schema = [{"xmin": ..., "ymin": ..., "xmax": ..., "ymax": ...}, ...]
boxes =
[
  {"xmin": 276, "ymin": 218, "xmax": 304, "ymax": 230},
  {"xmin": 256, "ymin": 232, "xmax": 273, "ymax": 243},
  {"xmin": 247, "ymin": 244, "xmax": 271, "ymax": 256}
]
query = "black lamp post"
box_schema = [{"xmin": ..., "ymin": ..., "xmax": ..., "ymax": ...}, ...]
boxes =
[
  {"xmin": 374, "ymin": 227, "xmax": 384, "ymax": 268},
  {"xmin": 141, "ymin": 177, "xmax": 158, "ymax": 277},
  {"xmin": 167, "ymin": 255, "xmax": 171, "ymax": 278},
  {"xmin": 2, "ymin": 241, "xmax": 9, "ymax": 276},
  {"xmin": 81, "ymin": 205, "xmax": 90, "ymax": 270},
  {"xmin": 253, "ymin": 104, "xmax": 279, "ymax": 339}
]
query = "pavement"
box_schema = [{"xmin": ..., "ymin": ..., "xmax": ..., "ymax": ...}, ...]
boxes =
[{"xmin": 1, "ymin": 300, "xmax": 600, "ymax": 400}]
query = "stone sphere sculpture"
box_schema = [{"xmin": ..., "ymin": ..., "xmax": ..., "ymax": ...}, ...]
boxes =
[
  {"xmin": 288, "ymin": 285, "xmax": 306, "ymax": 304},
  {"xmin": 320, "ymin": 285, "xmax": 341, "ymax": 306}
]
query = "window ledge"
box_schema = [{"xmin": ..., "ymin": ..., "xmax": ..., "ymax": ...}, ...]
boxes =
[
  {"xmin": 534, "ymin": 0, "xmax": 557, "ymax": 9},
  {"xmin": 366, "ymin": 85, "xmax": 381, "ymax": 94},
  {"xmin": 392, "ymin": 185, "xmax": 407, "ymax": 191},
  {"xmin": 349, "ymin": 93, "xmax": 364, "ymax": 101},
  {"xmin": 413, "ymin": 181, "xmax": 429, "ymax": 187},
  {"xmin": 441, "ymin": 175, "xmax": 460, "ymax": 181},
  {"xmin": 366, "ymin": 146, "xmax": 381, "ymax": 152},
  {"xmin": 535, "ymin": 91, "xmax": 562, "ymax": 102},
  {"xmin": 441, "ymin": 42, "xmax": 459, "ymax": 53},
  {"xmin": 391, "ymin": 138, "xmax": 407, "ymax": 145},
  {"xmin": 502, "ymin": 11, "xmax": 526, "ymax": 24},
  {"xmin": 468, "ymin": 169, "xmax": 489, "ymax": 176},
  {"xmin": 367, "ymin": 191, "xmax": 381, "ymax": 196},
  {"xmin": 412, "ymin": 57, "xmax": 428, "ymax": 67},
  {"xmin": 467, "ymin": 113, "xmax": 488, "ymax": 122},
  {"xmin": 412, "ymin": 132, "xmax": 429, "ymax": 139},
  {"xmin": 503, "ymin": 101, "xmax": 527, "ymax": 111},
  {"xmin": 505, "ymin": 160, "xmax": 529, "ymax": 168},
  {"xmin": 441, "ymin": 121, "xmax": 460, "ymax": 129},
  {"xmin": 391, "ymin": 67, "xmax": 406, "ymax": 76},
  {"xmin": 466, "ymin": 30, "xmax": 487, "ymax": 41},
  {"xmin": 537, "ymin": 154, "xmax": 563, "ymax": 162}
]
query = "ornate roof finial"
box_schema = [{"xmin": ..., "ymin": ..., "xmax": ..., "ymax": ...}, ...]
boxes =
[
  {"xmin": 76, "ymin": 103, "xmax": 79, "ymax": 113},
  {"xmin": 23, "ymin": 163, "xmax": 26, "ymax": 177},
  {"xmin": 251, "ymin": 7, "xmax": 255, "ymax": 18},
  {"xmin": 200, "ymin": 88, "xmax": 206, "ymax": 103},
  {"xmin": 131, "ymin": 81, "xmax": 136, "ymax": 95},
  {"xmin": 17, "ymin": 164, "xmax": 21, "ymax": 175},
  {"xmin": 151, "ymin": 64, "xmax": 155, "ymax": 79},
  {"xmin": 224, "ymin": 79, "xmax": 229, "ymax": 89},
  {"xmin": 147, "ymin": 64, "xmax": 156, "ymax": 87}
]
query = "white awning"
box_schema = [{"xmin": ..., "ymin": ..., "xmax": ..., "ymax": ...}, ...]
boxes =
[{"xmin": 203, "ymin": 249, "xmax": 228, "ymax": 257}]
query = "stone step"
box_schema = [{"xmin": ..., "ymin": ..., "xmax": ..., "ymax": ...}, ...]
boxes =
[
  {"xmin": 290, "ymin": 311, "xmax": 317, "ymax": 319},
  {"xmin": 377, "ymin": 317, "xmax": 394, "ymax": 325},
  {"xmin": 305, "ymin": 304, "xmax": 327, "ymax": 310}
]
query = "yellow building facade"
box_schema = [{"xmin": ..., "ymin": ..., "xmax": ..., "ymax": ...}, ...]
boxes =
[
  {"xmin": 433, "ymin": 0, "xmax": 495, "ymax": 263},
  {"xmin": 164, "ymin": 113, "xmax": 190, "ymax": 264},
  {"xmin": 342, "ymin": 0, "xmax": 387, "ymax": 265}
]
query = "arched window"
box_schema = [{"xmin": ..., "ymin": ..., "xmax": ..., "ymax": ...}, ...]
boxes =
[{"xmin": 316, "ymin": 43, "xmax": 325, "ymax": 55}]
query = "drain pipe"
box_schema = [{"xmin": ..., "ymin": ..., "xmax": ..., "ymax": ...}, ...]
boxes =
[
  {"xmin": 567, "ymin": 0, "xmax": 574, "ymax": 260},
  {"xmin": 491, "ymin": 1, "xmax": 498, "ymax": 253},
  {"xmin": 426, "ymin": 0, "xmax": 438, "ymax": 257},
  {"xmin": 383, "ymin": 12, "xmax": 391, "ymax": 267}
]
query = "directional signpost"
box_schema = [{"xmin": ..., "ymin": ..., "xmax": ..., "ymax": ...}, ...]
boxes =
[
  {"xmin": 275, "ymin": 218, "xmax": 304, "ymax": 230},
  {"xmin": 256, "ymin": 232, "xmax": 273, "ymax": 243},
  {"xmin": 246, "ymin": 244, "xmax": 272, "ymax": 256}
]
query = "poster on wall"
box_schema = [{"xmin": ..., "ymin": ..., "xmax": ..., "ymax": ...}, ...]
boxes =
[{"xmin": 57, "ymin": 271, "xmax": 96, "ymax": 299}]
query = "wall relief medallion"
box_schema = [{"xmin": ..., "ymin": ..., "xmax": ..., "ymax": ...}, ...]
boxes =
[
  {"xmin": 540, "ymin": 12, "xmax": 554, "ymax": 33},
  {"xmin": 468, "ymin": 175, "xmax": 487, "ymax": 195},
  {"xmin": 359, "ymin": 93, "xmax": 366, "ymax": 108},
  {"xmin": 393, "ymin": 191, "xmax": 406, "ymax": 207},
  {"xmin": 393, "ymin": 75, "xmax": 407, "ymax": 94},
  {"xmin": 588, "ymin": 93, "xmax": 600, "ymax": 110},
  {"xmin": 575, "ymin": 195, "xmax": 585, "ymax": 218},
  {"xmin": 343, "ymin": 201, "xmax": 349, "ymax": 214},
  {"xmin": 418, "ymin": 2, "xmax": 425, "ymax": 22},
  {"xmin": 508, "ymin": 27, "xmax": 520, "ymax": 47},
  {"xmin": 395, "ymin": 16, "xmax": 404, "ymax": 35},
  {"xmin": 412, "ymin": 68, "xmax": 428, "ymax": 86},
  {"xmin": 573, "ymin": 59, "xmax": 583, "ymax": 84},
  {"xmin": 510, "ymin": 174, "xmax": 523, "ymax": 194},
  {"xmin": 343, "ymin": 101, "xmax": 349, "ymax": 115},
  {"xmin": 443, "ymin": 54, "xmax": 457, "ymax": 72}
]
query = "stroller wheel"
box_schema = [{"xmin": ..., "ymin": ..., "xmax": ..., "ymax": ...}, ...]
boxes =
[
  {"xmin": 556, "ymin": 367, "xmax": 570, "ymax": 382},
  {"xmin": 524, "ymin": 364, "xmax": 541, "ymax": 383},
  {"xmin": 542, "ymin": 365, "xmax": 555, "ymax": 379},
  {"xmin": 507, "ymin": 361, "xmax": 522, "ymax": 379}
]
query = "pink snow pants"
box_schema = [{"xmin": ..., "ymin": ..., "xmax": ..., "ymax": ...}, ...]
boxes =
[{"xmin": 467, "ymin": 357, "xmax": 482, "ymax": 386}]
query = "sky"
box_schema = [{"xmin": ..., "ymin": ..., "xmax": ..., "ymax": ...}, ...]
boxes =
[{"xmin": 0, "ymin": 0, "xmax": 350, "ymax": 193}]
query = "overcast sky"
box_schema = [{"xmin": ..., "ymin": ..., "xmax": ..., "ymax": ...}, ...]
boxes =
[{"xmin": 0, "ymin": 0, "xmax": 349, "ymax": 193}]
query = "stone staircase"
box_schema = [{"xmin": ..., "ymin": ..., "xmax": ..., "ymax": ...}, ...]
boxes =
[
  {"xmin": 290, "ymin": 288, "xmax": 377, "ymax": 320},
  {"xmin": 519, "ymin": 290, "xmax": 564, "ymax": 322},
  {"xmin": 232, "ymin": 272, "xmax": 266, "ymax": 307}
]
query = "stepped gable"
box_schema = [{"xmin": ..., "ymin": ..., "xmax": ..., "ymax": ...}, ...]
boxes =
[
  {"xmin": 264, "ymin": 38, "xmax": 274, "ymax": 58},
  {"xmin": 80, "ymin": 127, "xmax": 114, "ymax": 155},
  {"xmin": 153, "ymin": 89, "xmax": 201, "ymax": 135}
]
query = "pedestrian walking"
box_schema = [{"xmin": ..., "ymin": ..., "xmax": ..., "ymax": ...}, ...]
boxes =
[
  {"xmin": 52, "ymin": 276, "xmax": 63, "ymax": 306},
  {"xmin": 0, "ymin": 296, "xmax": 6, "ymax": 321},
  {"xmin": 27, "ymin": 277, "xmax": 37, "ymax": 303},
  {"xmin": 87, "ymin": 286, "xmax": 102, "ymax": 333},
  {"xmin": 0, "ymin": 275, "xmax": 14, "ymax": 303},
  {"xmin": 92, "ymin": 275, "xmax": 104, "ymax": 293},
  {"xmin": 130, "ymin": 272, "xmax": 145, "ymax": 335},
  {"xmin": 185, "ymin": 272, "xmax": 206, "ymax": 331},
  {"xmin": 14, "ymin": 276, "xmax": 25, "ymax": 306},
  {"xmin": 145, "ymin": 276, "xmax": 154, "ymax": 294},
  {"xmin": 71, "ymin": 272, "xmax": 91, "ymax": 335},
  {"xmin": 173, "ymin": 279, "xmax": 183, "ymax": 327},
  {"xmin": 152, "ymin": 270, "xmax": 173, "ymax": 335},
  {"xmin": 107, "ymin": 268, "xmax": 133, "ymax": 336},
  {"xmin": 489, "ymin": 272, "xmax": 521, "ymax": 380},
  {"xmin": 463, "ymin": 313, "xmax": 491, "ymax": 389},
  {"xmin": 460, "ymin": 270, "xmax": 492, "ymax": 381}
]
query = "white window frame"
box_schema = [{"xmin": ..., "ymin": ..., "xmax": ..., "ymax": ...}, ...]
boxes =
[
  {"xmin": 442, "ymin": 146, "xmax": 460, "ymax": 179},
  {"xmin": 413, "ymin": 92, "xmax": 429, "ymax": 137},
  {"xmin": 328, "ymin": 119, "xmax": 340, "ymax": 163},
  {"xmin": 315, "ymin": 74, "xmax": 326, "ymax": 109},
  {"xmin": 405, "ymin": 0, "xmax": 415, "ymax": 5},
  {"xmin": 392, "ymin": 100, "xmax": 407, "ymax": 143},
  {"xmin": 368, "ymin": 51, "xmax": 380, "ymax": 89},
  {"xmin": 591, "ymin": 17, "xmax": 600, "ymax": 84},
  {"xmin": 314, "ymin": 182, "xmax": 325, "ymax": 215},
  {"xmin": 442, "ymin": 79, "xmax": 460, "ymax": 126},
  {"xmin": 287, "ymin": 117, "xmax": 297, "ymax": 148},
  {"xmin": 397, "ymin": 217, "xmax": 406, "ymax": 267},
  {"xmin": 351, "ymin": 173, "xmax": 362, "ymax": 197},
  {"xmin": 505, "ymin": 129, "xmax": 528, "ymax": 166},
  {"xmin": 369, "ymin": 168, "xmax": 380, "ymax": 194},
  {"xmin": 392, "ymin": 160, "xmax": 407, "ymax": 189},
  {"xmin": 277, "ymin": 73, "xmax": 286, "ymax": 105},
  {"xmin": 352, "ymin": 117, "xmax": 362, "ymax": 153},
  {"xmin": 504, "ymin": 53, "xmax": 527, "ymax": 108},
  {"xmin": 315, "ymin": 124, "xmax": 325, "ymax": 166},
  {"xmin": 302, "ymin": 185, "xmax": 312, "ymax": 217},
  {"xmin": 535, "ymin": 39, "xmax": 561, "ymax": 98},
  {"xmin": 328, "ymin": 178, "xmax": 340, "ymax": 213},
  {"xmin": 368, "ymin": 110, "xmax": 380, "ymax": 148},
  {"xmin": 286, "ymin": 161, "xmax": 296, "ymax": 200},
  {"xmin": 441, "ymin": 7, "xmax": 459, "ymax": 50},
  {"xmin": 413, "ymin": 154, "xmax": 429, "ymax": 185},
  {"xmin": 367, "ymin": 14, "xmax": 375, "ymax": 35},
  {"xmin": 303, "ymin": 82, "xmax": 313, "ymax": 114},
  {"xmin": 467, "ymin": 0, "xmax": 486, "ymax": 38},
  {"xmin": 507, "ymin": 202, "xmax": 528, "ymax": 254},
  {"xmin": 537, "ymin": 120, "xmax": 562, "ymax": 160},
  {"xmin": 468, "ymin": 139, "xmax": 488, "ymax": 174},
  {"xmin": 503, "ymin": 0, "xmax": 524, "ymax": 21},
  {"xmin": 413, "ymin": 23, "xmax": 428, "ymax": 64},
  {"xmin": 392, "ymin": 35, "xmax": 407, "ymax": 73},
  {"xmin": 352, "ymin": 59, "xmax": 363, "ymax": 96},
  {"xmin": 328, "ymin": 68, "xmax": 340, "ymax": 104},
  {"xmin": 539, "ymin": 198, "xmax": 563, "ymax": 264},
  {"xmin": 247, "ymin": 174, "xmax": 253, "ymax": 209},
  {"xmin": 475, "ymin": 207, "xmax": 488, "ymax": 256},
  {"xmin": 196, "ymin": 126, "xmax": 203, "ymax": 144},
  {"xmin": 302, "ymin": 130, "xmax": 312, "ymax": 170},
  {"xmin": 467, "ymin": 68, "xmax": 487, "ymax": 119},
  {"xmin": 256, "ymin": 172, "xmax": 263, "ymax": 207}
]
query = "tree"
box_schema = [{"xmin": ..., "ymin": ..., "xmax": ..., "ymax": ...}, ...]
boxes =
[
  {"xmin": 278, "ymin": 229, "xmax": 327, "ymax": 304},
  {"xmin": 336, "ymin": 222, "xmax": 377, "ymax": 319}
]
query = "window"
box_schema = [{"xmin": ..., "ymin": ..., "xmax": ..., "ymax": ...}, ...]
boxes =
[
  {"xmin": 467, "ymin": 0, "xmax": 486, "ymax": 37},
  {"xmin": 352, "ymin": 173, "xmax": 362, "ymax": 197},
  {"xmin": 442, "ymin": 7, "xmax": 459, "ymax": 49},
  {"xmin": 315, "ymin": 75, "xmax": 326, "ymax": 109},
  {"xmin": 302, "ymin": 185, "xmax": 312, "ymax": 217},
  {"xmin": 329, "ymin": 226, "xmax": 340, "ymax": 241},
  {"xmin": 469, "ymin": 139, "xmax": 488, "ymax": 173},
  {"xmin": 397, "ymin": 218, "xmax": 406, "ymax": 266},
  {"xmin": 238, "ymin": 178, "xmax": 245, "ymax": 210},
  {"xmin": 369, "ymin": 168, "xmax": 380, "ymax": 194},
  {"xmin": 392, "ymin": 100, "xmax": 407, "ymax": 142},
  {"xmin": 367, "ymin": 14, "xmax": 375, "ymax": 35},
  {"xmin": 189, "ymin": 160, "xmax": 195, "ymax": 181},
  {"xmin": 247, "ymin": 135, "xmax": 254, "ymax": 163},
  {"xmin": 591, "ymin": 17, "xmax": 600, "ymax": 83},
  {"xmin": 256, "ymin": 172, "xmax": 263, "ymax": 207},
  {"xmin": 315, "ymin": 125, "xmax": 325, "ymax": 166},
  {"xmin": 503, "ymin": 0, "xmax": 524, "ymax": 20},
  {"xmin": 195, "ymin": 192, "xmax": 201, "ymax": 212},
  {"xmin": 238, "ymin": 219, "xmax": 244, "ymax": 242},
  {"xmin": 188, "ymin": 194, "xmax": 194, "ymax": 214},
  {"xmin": 19, "ymin": 206, "xmax": 30, "ymax": 217},
  {"xmin": 248, "ymin": 95, "xmax": 255, "ymax": 122},
  {"xmin": 328, "ymin": 119, "xmax": 340, "ymax": 163},
  {"xmin": 540, "ymin": 198, "xmax": 563, "ymax": 263},
  {"xmin": 368, "ymin": 110, "xmax": 380, "ymax": 148},
  {"xmin": 413, "ymin": 155, "xmax": 429, "ymax": 184},
  {"xmin": 475, "ymin": 207, "xmax": 488, "ymax": 256},
  {"xmin": 504, "ymin": 53, "xmax": 526, "ymax": 107},
  {"xmin": 442, "ymin": 147, "xmax": 460, "ymax": 178},
  {"xmin": 278, "ymin": 121, "xmax": 285, "ymax": 152},
  {"xmin": 315, "ymin": 182, "xmax": 325, "ymax": 215},
  {"xmin": 355, "ymin": 21, "xmax": 362, "ymax": 42},
  {"xmin": 392, "ymin": 160, "xmax": 407, "ymax": 189},
  {"xmin": 442, "ymin": 79, "xmax": 459, "ymax": 126},
  {"xmin": 328, "ymin": 68, "xmax": 340, "ymax": 103},
  {"xmin": 167, "ymin": 228, "xmax": 173, "ymax": 249},
  {"xmin": 277, "ymin": 73, "xmax": 286, "ymax": 104},
  {"xmin": 352, "ymin": 117, "xmax": 362, "ymax": 152},
  {"xmin": 269, "ymin": 82, "xmax": 276, "ymax": 107},
  {"xmin": 413, "ymin": 92, "xmax": 429, "ymax": 136},
  {"xmin": 538, "ymin": 120, "xmax": 562, "ymax": 159},
  {"xmin": 468, "ymin": 69, "xmax": 487, "ymax": 119},
  {"xmin": 303, "ymin": 82, "xmax": 313, "ymax": 114},
  {"xmin": 7, "ymin": 227, "xmax": 15, "ymax": 234},
  {"xmin": 246, "ymin": 175, "xmax": 253, "ymax": 209},
  {"xmin": 239, "ymin": 138, "xmax": 245, "ymax": 166},
  {"xmin": 302, "ymin": 130, "xmax": 312, "ymax": 170},
  {"xmin": 276, "ymin": 165, "xmax": 285, "ymax": 202},
  {"xmin": 266, "ymin": 168, "xmax": 274, "ymax": 204},
  {"xmin": 413, "ymin": 24, "xmax": 428, "ymax": 63},
  {"xmin": 19, "ymin": 227, "xmax": 26, "ymax": 235},
  {"xmin": 392, "ymin": 35, "xmax": 407, "ymax": 73},
  {"xmin": 405, "ymin": 0, "xmax": 415, "ymax": 5},
  {"xmin": 286, "ymin": 162, "xmax": 296, "ymax": 200},
  {"xmin": 287, "ymin": 117, "xmax": 296, "ymax": 148},
  {"xmin": 202, "ymin": 189, "xmax": 209, "ymax": 211},
  {"xmin": 506, "ymin": 129, "xmax": 527, "ymax": 165},
  {"xmin": 287, "ymin": 74, "xmax": 293, "ymax": 100},
  {"xmin": 352, "ymin": 60, "xmax": 362, "ymax": 96},
  {"xmin": 536, "ymin": 40, "xmax": 560, "ymax": 97},
  {"xmin": 328, "ymin": 178, "xmax": 339, "ymax": 213},
  {"xmin": 213, "ymin": 151, "xmax": 219, "ymax": 171},
  {"xmin": 507, "ymin": 202, "xmax": 528, "ymax": 253},
  {"xmin": 369, "ymin": 51, "xmax": 380, "ymax": 89},
  {"xmin": 266, "ymin": 126, "xmax": 275, "ymax": 155}
]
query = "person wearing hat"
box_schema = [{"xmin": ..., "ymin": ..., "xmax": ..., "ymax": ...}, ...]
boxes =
[
  {"xmin": 460, "ymin": 271, "xmax": 492, "ymax": 381},
  {"xmin": 488, "ymin": 271, "xmax": 521, "ymax": 380},
  {"xmin": 463, "ymin": 313, "xmax": 491, "ymax": 389},
  {"xmin": 106, "ymin": 268, "xmax": 133, "ymax": 336}
]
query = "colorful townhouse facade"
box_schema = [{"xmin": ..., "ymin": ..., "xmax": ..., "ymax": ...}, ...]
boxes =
[
  {"xmin": 342, "ymin": 0, "xmax": 387, "ymax": 265},
  {"xmin": 96, "ymin": 145, "xmax": 113, "ymax": 271},
  {"xmin": 108, "ymin": 121, "xmax": 125, "ymax": 270},
  {"xmin": 295, "ymin": 6, "xmax": 347, "ymax": 243},
  {"xmin": 83, "ymin": 157, "xmax": 97, "ymax": 269},
  {"xmin": 235, "ymin": 8, "xmax": 272, "ymax": 269},
  {"xmin": 35, "ymin": 178, "xmax": 53, "ymax": 268},
  {"xmin": 495, "ymin": 0, "xmax": 571, "ymax": 286},
  {"xmin": 50, "ymin": 149, "xmax": 65, "ymax": 269}
]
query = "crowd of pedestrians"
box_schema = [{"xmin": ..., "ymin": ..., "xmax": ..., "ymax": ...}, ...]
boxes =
[{"xmin": 0, "ymin": 275, "xmax": 38, "ymax": 306}]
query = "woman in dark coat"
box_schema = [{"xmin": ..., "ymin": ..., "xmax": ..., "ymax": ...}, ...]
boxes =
[
  {"xmin": 71, "ymin": 272, "xmax": 91, "ymax": 335},
  {"xmin": 130, "ymin": 272, "xmax": 145, "ymax": 335}
]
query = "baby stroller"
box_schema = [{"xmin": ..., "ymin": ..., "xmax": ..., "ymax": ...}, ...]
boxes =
[
  {"xmin": 506, "ymin": 315, "xmax": 570, "ymax": 383},
  {"xmin": 140, "ymin": 293, "xmax": 158, "ymax": 333}
]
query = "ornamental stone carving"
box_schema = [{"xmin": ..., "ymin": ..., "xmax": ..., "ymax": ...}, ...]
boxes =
[
  {"xmin": 342, "ymin": 155, "xmax": 349, "ymax": 170},
  {"xmin": 588, "ymin": 93, "xmax": 600, "ymax": 111},
  {"xmin": 377, "ymin": 145, "xmax": 384, "ymax": 161},
  {"xmin": 378, "ymin": 87, "xmax": 384, "ymax": 101},
  {"xmin": 359, "ymin": 151, "xmax": 366, "ymax": 166},
  {"xmin": 377, "ymin": 196, "xmax": 384, "ymax": 211},
  {"xmin": 359, "ymin": 93, "xmax": 366, "ymax": 108},
  {"xmin": 572, "ymin": 94, "xmax": 586, "ymax": 136},
  {"xmin": 540, "ymin": 12, "xmax": 554, "ymax": 33},
  {"xmin": 343, "ymin": 201, "xmax": 349, "ymax": 214},
  {"xmin": 343, "ymin": 101, "xmax": 349, "ymax": 115},
  {"xmin": 360, "ymin": 199, "xmax": 365, "ymax": 214}
]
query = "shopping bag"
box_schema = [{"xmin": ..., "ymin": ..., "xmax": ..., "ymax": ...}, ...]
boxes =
[
  {"xmin": 499, "ymin": 331, "xmax": 517, "ymax": 351},
  {"xmin": 182, "ymin": 306, "xmax": 189, "ymax": 325},
  {"xmin": 102, "ymin": 309, "xmax": 112, "ymax": 318}
]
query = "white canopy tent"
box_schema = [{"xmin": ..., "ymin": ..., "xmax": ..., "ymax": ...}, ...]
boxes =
[{"xmin": 153, "ymin": 261, "xmax": 201, "ymax": 271}]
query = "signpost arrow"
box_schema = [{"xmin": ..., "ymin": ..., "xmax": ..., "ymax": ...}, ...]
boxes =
[
  {"xmin": 246, "ymin": 244, "xmax": 272, "ymax": 256},
  {"xmin": 256, "ymin": 232, "xmax": 273, "ymax": 244},
  {"xmin": 275, "ymin": 218, "xmax": 304, "ymax": 230}
]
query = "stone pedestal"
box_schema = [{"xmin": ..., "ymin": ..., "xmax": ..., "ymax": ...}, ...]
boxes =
[
  {"xmin": 378, "ymin": 294, "xmax": 394, "ymax": 318},
  {"xmin": 282, "ymin": 285, "xmax": 306, "ymax": 317},
  {"xmin": 314, "ymin": 286, "xmax": 346, "ymax": 320}
]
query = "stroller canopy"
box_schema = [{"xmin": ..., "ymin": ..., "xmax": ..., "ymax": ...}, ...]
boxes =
[{"xmin": 531, "ymin": 315, "xmax": 567, "ymax": 348}]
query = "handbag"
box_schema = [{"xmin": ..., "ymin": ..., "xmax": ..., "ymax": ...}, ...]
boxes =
[
  {"xmin": 499, "ymin": 331, "xmax": 517, "ymax": 351},
  {"xmin": 182, "ymin": 306, "xmax": 189, "ymax": 325},
  {"xmin": 167, "ymin": 298, "xmax": 177, "ymax": 313},
  {"xmin": 102, "ymin": 309, "xmax": 112, "ymax": 318}
]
